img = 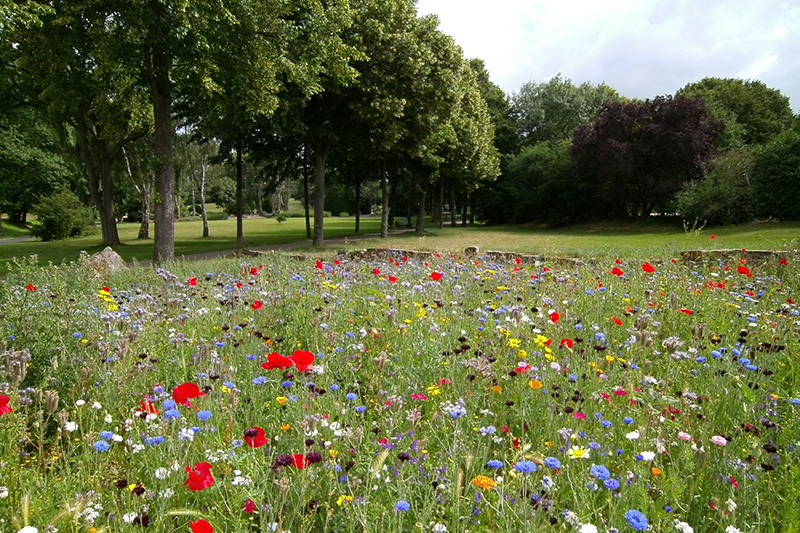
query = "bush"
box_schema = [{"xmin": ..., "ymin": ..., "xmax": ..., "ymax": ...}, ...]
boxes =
[
  {"xmin": 751, "ymin": 131, "xmax": 800, "ymax": 221},
  {"xmin": 30, "ymin": 190, "xmax": 94, "ymax": 241}
]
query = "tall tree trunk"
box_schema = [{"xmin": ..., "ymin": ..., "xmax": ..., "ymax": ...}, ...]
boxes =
[
  {"xmin": 139, "ymin": 181, "xmax": 151, "ymax": 239},
  {"xmin": 97, "ymin": 141, "xmax": 121, "ymax": 246},
  {"xmin": 200, "ymin": 162, "xmax": 209, "ymax": 238},
  {"xmin": 388, "ymin": 174, "xmax": 398, "ymax": 229},
  {"xmin": 462, "ymin": 189, "xmax": 468, "ymax": 227},
  {"xmin": 449, "ymin": 180, "xmax": 457, "ymax": 227},
  {"xmin": 470, "ymin": 193, "xmax": 475, "ymax": 224},
  {"xmin": 191, "ymin": 189, "xmax": 196, "ymax": 217},
  {"xmin": 255, "ymin": 181, "xmax": 263, "ymax": 214},
  {"xmin": 312, "ymin": 146, "xmax": 329, "ymax": 246},
  {"xmin": 303, "ymin": 148, "xmax": 311, "ymax": 239},
  {"xmin": 416, "ymin": 176, "xmax": 427, "ymax": 234},
  {"xmin": 354, "ymin": 173, "xmax": 361, "ymax": 233},
  {"xmin": 282, "ymin": 172, "xmax": 290, "ymax": 212},
  {"xmin": 147, "ymin": 41, "xmax": 175, "ymax": 264},
  {"xmin": 380, "ymin": 156, "xmax": 388, "ymax": 238},
  {"xmin": 236, "ymin": 144, "xmax": 243, "ymax": 247},
  {"xmin": 437, "ymin": 177, "xmax": 444, "ymax": 230}
]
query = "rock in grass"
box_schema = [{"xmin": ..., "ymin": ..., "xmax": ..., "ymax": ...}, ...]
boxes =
[{"xmin": 88, "ymin": 247, "xmax": 127, "ymax": 276}]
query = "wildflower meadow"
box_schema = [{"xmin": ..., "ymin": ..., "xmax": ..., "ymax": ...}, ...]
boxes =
[{"xmin": 0, "ymin": 249, "xmax": 798, "ymax": 533}]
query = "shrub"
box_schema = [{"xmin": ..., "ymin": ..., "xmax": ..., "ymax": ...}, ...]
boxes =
[
  {"xmin": 751, "ymin": 131, "xmax": 800, "ymax": 221},
  {"xmin": 30, "ymin": 190, "xmax": 94, "ymax": 241}
]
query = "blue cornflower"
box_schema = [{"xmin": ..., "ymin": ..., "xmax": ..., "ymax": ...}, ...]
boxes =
[
  {"xmin": 153, "ymin": 385, "xmax": 165, "ymax": 394},
  {"xmin": 162, "ymin": 399, "xmax": 177, "ymax": 410},
  {"xmin": 330, "ymin": 384, "xmax": 340, "ymax": 391},
  {"xmin": 487, "ymin": 460, "xmax": 503, "ymax": 468},
  {"xmin": 590, "ymin": 464, "xmax": 611, "ymax": 480},
  {"xmin": 252, "ymin": 376, "xmax": 268, "ymax": 385},
  {"xmin": 145, "ymin": 436, "xmax": 165, "ymax": 446},
  {"xmin": 232, "ymin": 439, "xmax": 244, "ymax": 447},
  {"xmin": 395, "ymin": 500, "xmax": 411, "ymax": 511},
  {"xmin": 99, "ymin": 430, "xmax": 114, "ymax": 440},
  {"xmin": 624, "ymin": 509, "xmax": 648, "ymax": 530},
  {"xmin": 695, "ymin": 356, "xmax": 706, "ymax": 363},
  {"xmin": 73, "ymin": 332, "xmax": 82, "ymax": 338},
  {"xmin": 355, "ymin": 406, "xmax": 366, "ymax": 413},
  {"xmin": 568, "ymin": 374, "xmax": 577, "ymax": 382},
  {"xmin": 223, "ymin": 381, "xmax": 236, "ymax": 389},
  {"xmin": 543, "ymin": 457, "xmax": 561, "ymax": 469},
  {"xmin": 623, "ymin": 417, "xmax": 634, "ymax": 424},
  {"xmin": 345, "ymin": 392, "xmax": 358, "ymax": 400},
  {"xmin": 93, "ymin": 441, "xmax": 110, "ymax": 452},
  {"xmin": 603, "ymin": 478, "xmax": 620, "ymax": 490},
  {"xmin": 588, "ymin": 442, "xmax": 601, "ymax": 450},
  {"xmin": 790, "ymin": 398, "xmax": 800, "ymax": 405},
  {"xmin": 197, "ymin": 410, "xmax": 213, "ymax": 421},
  {"xmin": 215, "ymin": 342, "xmax": 226, "ymax": 348},
  {"xmin": 513, "ymin": 460, "xmax": 538, "ymax": 474},
  {"xmin": 601, "ymin": 419, "xmax": 613, "ymax": 428},
  {"xmin": 164, "ymin": 409, "xmax": 181, "ymax": 420},
  {"xmin": 281, "ymin": 381, "xmax": 293, "ymax": 388}
]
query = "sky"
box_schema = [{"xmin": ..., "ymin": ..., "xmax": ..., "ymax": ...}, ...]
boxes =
[{"xmin": 415, "ymin": 0, "xmax": 800, "ymax": 112}]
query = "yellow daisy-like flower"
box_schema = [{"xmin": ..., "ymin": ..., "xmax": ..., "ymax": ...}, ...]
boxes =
[
  {"xmin": 276, "ymin": 396, "xmax": 288, "ymax": 406},
  {"xmin": 336, "ymin": 494, "xmax": 353, "ymax": 506},
  {"xmin": 471, "ymin": 475, "xmax": 495, "ymax": 490},
  {"xmin": 534, "ymin": 335, "xmax": 550, "ymax": 348},
  {"xmin": 529, "ymin": 379, "xmax": 543, "ymax": 390},
  {"xmin": 567, "ymin": 446, "xmax": 590, "ymax": 460},
  {"xmin": 517, "ymin": 349, "xmax": 528, "ymax": 359},
  {"xmin": 508, "ymin": 338, "xmax": 521, "ymax": 348}
]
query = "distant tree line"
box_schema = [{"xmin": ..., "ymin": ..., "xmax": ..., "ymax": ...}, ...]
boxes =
[{"xmin": 1, "ymin": 2, "xmax": 798, "ymax": 256}]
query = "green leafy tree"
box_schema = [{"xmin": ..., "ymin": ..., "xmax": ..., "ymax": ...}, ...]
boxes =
[
  {"xmin": 751, "ymin": 132, "xmax": 800, "ymax": 221},
  {"xmin": 512, "ymin": 74, "xmax": 619, "ymax": 147},
  {"xmin": 677, "ymin": 78, "xmax": 794, "ymax": 148}
]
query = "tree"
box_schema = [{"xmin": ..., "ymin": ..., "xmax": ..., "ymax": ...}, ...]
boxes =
[
  {"xmin": 570, "ymin": 95, "xmax": 722, "ymax": 220},
  {"xmin": 751, "ymin": 132, "xmax": 800, "ymax": 221},
  {"xmin": 677, "ymin": 78, "xmax": 794, "ymax": 148},
  {"xmin": 512, "ymin": 74, "xmax": 619, "ymax": 147},
  {"xmin": 469, "ymin": 59, "xmax": 517, "ymax": 156}
]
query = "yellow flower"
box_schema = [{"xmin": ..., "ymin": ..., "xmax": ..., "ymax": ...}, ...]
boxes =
[
  {"xmin": 651, "ymin": 467, "xmax": 662, "ymax": 476},
  {"xmin": 529, "ymin": 379, "xmax": 543, "ymax": 390},
  {"xmin": 336, "ymin": 495, "xmax": 353, "ymax": 506},
  {"xmin": 517, "ymin": 349, "xmax": 528, "ymax": 359},
  {"xmin": 508, "ymin": 338, "xmax": 521, "ymax": 348},
  {"xmin": 491, "ymin": 385, "xmax": 502, "ymax": 393},
  {"xmin": 329, "ymin": 449, "xmax": 338, "ymax": 458},
  {"xmin": 276, "ymin": 396, "xmax": 288, "ymax": 406},
  {"xmin": 534, "ymin": 335, "xmax": 550, "ymax": 348},
  {"xmin": 471, "ymin": 475, "xmax": 495, "ymax": 490},
  {"xmin": 280, "ymin": 423, "xmax": 291, "ymax": 430}
]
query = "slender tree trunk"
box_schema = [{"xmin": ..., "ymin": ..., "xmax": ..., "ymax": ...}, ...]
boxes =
[
  {"xmin": 437, "ymin": 178, "xmax": 444, "ymax": 230},
  {"xmin": 416, "ymin": 176, "xmax": 427, "ymax": 234},
  {"xmin": 147, "ymin": 41, "xmax": 175, "ymax": 264},
  {"xmin": 449, "ymin": 181, "xmax": 457, "ymax": 226},
  {"xmin": 97, "ymin": 142, "xmax": 121, "ymax": 246},
  {"xmin": 76, "ymin": 123, "xmax": 102, "ymax": 219},
  {"xmin": 380, "ymin": 156, "xmax": 388, "ymax": 238},
  {"xmin": 354, "ymin": 173, "xmax": 361, "ymax": 233},
  {"xmin": 303, "ymin": 148, "xmax": 311, "ymax": 239},
  {"xmin": 200, "ymin": 162, "xmax": 209, "ymax": 238},
  {"xmin": 312, "ymin": 146, "xmax": 329, "ymax": 246},
  {"xmin": 388, "ymin": 174, "xmax": 398, "ymax": 229},
  {"xmin": 470, "ymin": 193, "xmax": 475, "ymax": 224},
  {"xmin": 255, "ymin": 181, "xmax": 263, "ymax": 214},
  {"xmin": 462, "ymin": 189, "xmax": 468, "ymax": 227},
  {"xmin": 283, "ymin": 172, "xmax": 290, "ymax": 212},
  {"xmin": 191, "ymin": 189, "xmax": 196, "ymax": 217},
  {"xmin": 139, "ymin": 181, "xmax": 151, "ymax": 239},
  {"xmin": 236, "ymin": 144, "xmax": 244, "ymax": 247}
]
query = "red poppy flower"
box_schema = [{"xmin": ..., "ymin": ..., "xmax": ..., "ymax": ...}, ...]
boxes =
[
  {"xmin": 243, "ymin": 427, "xmax": 268, "ymax": 448},
  {"xmin": 677, "ymin": 309, "xmax": 693, "ymax": 315},
  {"xmin": 429, "ymin": 272, "xmax": 442, "ymax": 281},
  {"xmin": 611, "ymin": 316, "xmax": 622, "ymax": 326},
  {"xmin": 515, "ymin": 257, "xmax": 522, "ymax": 265},
  {"xmin": 251, "ymin": 300, "xmax": 263, "ymax": 310},
  {"xmin": 190, "ymin": 519, "xmax": 213, "ymax": 533},
  {"xmin": 710, "ymin": 234, "xmax": 716, "ymax": 239},
  {"xmin": 243, "ymin": 498, "xmax": 255, "ymax": 514},
  {"xmin": 737, "ymin": 265, "xmax": 752, "ymax": 277},
  {"xmin": 292, "ymin": 453, "xmax": 310, "ymax": 469},
  {"xmin": 315, "ymin": 260, "xmax": 323, "ymax": 269},
  {"xmin": 0, "ymin": 394, "xmax": 12, "ymax": 416},
  {"xmin": 26, "ymin": 284, "xmax": 37, "ymax": 291},
  {"xmin": 184, "ymin": 462, "xmax": 214, "ymax": 491},
  {"xmin": 101, "ymin": 286, "xmax": 111, "ymax": 292},
  {"xmin": 188, "ymin": 277, "xmax": 198, "ymax": 286},
  {"xmin": 172, "ymin": 382, "xmax": 205, "ymax": 407},
  {"xmin": 261, "ymin": 352, "xmax": 293, "ymax": 370},
  {"xmin": 549, "ymin": 311, "xmax": 559, "ymax": 324},
  {"xmin": 560, "ymin": 338, "xmax": 574, "ymax": 349},
  {"xmin": 138, "ymin": 399, "xmax": 159, "ymax": 415},
  {"xmin": 250, "ymin": 267, "xmax": 259, "ymax": 276},
  {"xmin": 388, "ymin": 276, "xmax": 398, "ymax": 283},
  {"xmin": 779, "ymin": 258, "xmax": 788, "ymax": 265},
  {"xmin": 289, "ymin": 350, "xmax": 315, "ymax": 372},
  {"xmin": 372, "ymin": 268, "xmax": 380, "ymax": 275},
  {"xmin": 642, "ymin": 262, "xmax": 656, "ymax": 273},
  {"xmin": 615, "ymin": 259, "xmax": 622, "ymax": 264},
  {"xmin": 609, "ymin": 267, "xmax": 624, "ymax": 276}
]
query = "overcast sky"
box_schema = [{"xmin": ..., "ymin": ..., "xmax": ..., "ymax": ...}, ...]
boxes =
[{"xmin": 415, "ymin": 0, "xmax": 799, "ymax": 112}]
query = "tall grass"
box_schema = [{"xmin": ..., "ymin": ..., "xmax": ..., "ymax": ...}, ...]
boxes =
[{"xmin": 0, "ymin": 246, "xmax": 797, "ymax": 532}]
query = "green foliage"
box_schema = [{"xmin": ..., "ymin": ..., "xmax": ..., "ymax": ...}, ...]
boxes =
[
  {"xmin": 673, "ymin": 148, "xmax": 755, "ymax": 225},
  {"xmin": 30, "ymin": 190, "xmax": 94, "ymax": 241},
  {"xmin": 512, "ymin": 74, "xmax": 620, "ymax": 147},
  {"xmin": 751, "ymin": 131, "xmax": 800, "ymax": 220},
  {"xmin": 678, "ymin": 78, "xmax": 794, "ymax": 148}
]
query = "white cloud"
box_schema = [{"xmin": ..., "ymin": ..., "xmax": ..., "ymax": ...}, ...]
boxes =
[{"xmin": 416, "ymin": 0, "xmax": 800, "ymax": 111}]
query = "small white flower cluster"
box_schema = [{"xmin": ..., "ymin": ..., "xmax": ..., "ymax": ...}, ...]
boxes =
[
  {"xmin": 76, "ymin": 501, "xmax": 103, "ymax": 525},
  {"xmin": 231, "ymin": 470, "xmax": 253, "ymax": 486}
]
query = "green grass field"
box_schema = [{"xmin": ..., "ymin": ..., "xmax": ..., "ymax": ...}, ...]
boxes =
[
  {"xmin": 0, "ymin": 219, "xmax": 32, "ymax": 240},
  {"xmin": 2, "ymin": 215, "xmax": 798, "ymax": 271}
]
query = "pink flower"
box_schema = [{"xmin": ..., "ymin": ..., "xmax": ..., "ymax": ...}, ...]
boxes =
[
  {"xmin": 710, "ymin": 435, "xmax": 728, "ymax": 446},
  {"xmin": 677, "ymin": 431, "xmax": 692, "ymax": 441}
]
